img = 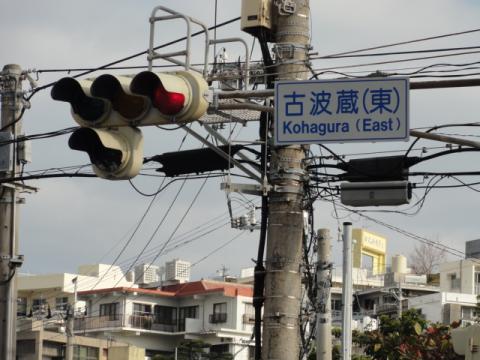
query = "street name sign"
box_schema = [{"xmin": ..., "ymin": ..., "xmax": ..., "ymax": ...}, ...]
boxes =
[{"xmin": 274, "ymin": 77, "xmax": 409, "ymax": 144}]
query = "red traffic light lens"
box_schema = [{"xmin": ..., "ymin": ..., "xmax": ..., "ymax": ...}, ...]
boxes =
[{"xmin": 153, "ymin": 84, "xmax": 185, "ymax": 115}]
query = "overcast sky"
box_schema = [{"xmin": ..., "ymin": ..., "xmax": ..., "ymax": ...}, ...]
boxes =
[{"xmin": 1, "ymin": 0, "xmax": 480, "ymax": 281}]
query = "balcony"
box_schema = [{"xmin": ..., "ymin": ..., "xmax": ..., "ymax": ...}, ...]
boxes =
[
  {"xmin": 75, "ymin": 315, "xmax": 124, "ymax": 331},
  {"xmin": 74, "ymin": 314, "xmax": 179, "ymax": 333},
  {"xmin": 130, "ymin": 315, "xmax": 178, "ymax": 332},
  {"xmin": 209, "ymin": 313, "xmax": 227, "ymax": 324},
  {"xmin": 376, "ymin": 303, "xmax": 399, "ymax": 315}
]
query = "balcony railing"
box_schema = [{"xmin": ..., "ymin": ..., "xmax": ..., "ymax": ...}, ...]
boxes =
[
  {"xmin": 376, "ymin": 303, "xmax": 399, "ymax": 315},
  {"xmin": 209, "ymin": 313, "xmax": 227, "ymax": 323},
  {"xmin": 75, "ymin": 315, "xmax": 124, "ymax": 331},
  {"xmin": 75, "ymin": 314, "xmax": 179, "ymax": 333}
]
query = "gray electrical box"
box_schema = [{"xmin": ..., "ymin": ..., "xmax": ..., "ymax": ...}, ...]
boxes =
[
  {"xmin": 0, "ymin": 132, "xmax": 13, "ymax": 172},
  {"xmin": 341, "ymin": 181, "xmax": 412, "ymax": 207},
  {"xmin": 241, "ymin": 0, "xmax": 274, "ymax": 41}
]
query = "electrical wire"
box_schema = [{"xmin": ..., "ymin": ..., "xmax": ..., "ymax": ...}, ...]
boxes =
[
  {"xmin": 30, "ymin": 16, "xmax": 241, "ymax": 96},
  {"xmin": 319, "ymin": 27, "xmax": 480, "ymax": 58}
]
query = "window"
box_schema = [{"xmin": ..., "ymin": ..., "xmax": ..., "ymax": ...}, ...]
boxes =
[
  {"xmin": 55, "ymin": 297, "xmax": 69, "ymax": 311},
  {"xmin": 243, "ymin": 303, "xmax": 255, "ymax": 324},
  {"xmin": 474, "ymin": 272, "xmax": 480, "ymax": 295},
  {"xmin": 32, "ymin": 298, "xmax": 47, "ymax": 312},
  {"xmin": 133, "ymin": 303, "xmax": 152, "ymax": 316},
  {"xmin": 73, "ymin": 345, "xmax": 99, "ymax": 360},
  {"xmin": 17, "ymin": 297, "xmax": 27, "ymax": 316},
  {"xmin": 331, "ymin": 299, "xmax": 342, "ymax": 311},
  {"xmin": 214, "ymin": 302, "xmax": 227, "ymax": 314},
  {"xmin": 244, "ymin": 303, "xmax": 254, "ymax": 316},
  {"xmin": 178, "ymin": 305, "xmax": 198, "ymax": 331},
  {"xmin": 449, "ymin": 273, "xmax": 461, "ymax": 291},
  {"xmin": 210, "ymin": 303, "xmax": 227, "ymax": 323},
  {"xmin": 361, "ymin": 254, "xmax": 374, "ymax": 274},
  {"xmin": 461, "ymin": 306, "xmax": 476, "ymax": 320},
  {"xmin": 153, "ymin": 305, "xmax": 177, "ymax": 325},
  {"xmin": 364, "ymin": 299, "xmax": 376, "ymax": 311},
  {"xmin": 210, "ymin": 344, "xmax": 229, "ymax": 354},
  {"xmin": 99, "ymin": 303, "xmax": 119, "ymax": 321}
]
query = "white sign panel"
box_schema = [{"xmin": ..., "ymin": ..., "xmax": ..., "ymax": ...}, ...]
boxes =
[{"xmin": 274, "ymin": 77, "xmax": 409, "ymax": 144}]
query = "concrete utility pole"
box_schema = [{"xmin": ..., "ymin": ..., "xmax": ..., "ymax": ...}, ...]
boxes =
[
  {"xmin": 397, "ymin": 280, "xmax": 403, "ymax": 319},
  {"xmin": 0, "ymin": 64, "xmax": 24, "ymax": 360},
  {"xmin": 262, "ymin": 1, "xmax": 311, "ymax": 359},
  {"xmin": 66, "ymin": 277, "xmax": 78, "ymax": 360},
  {"xmin": 341, "ymin": 223, "xmax": 353, "ymax": 360},
  {"xmin": 316, "ymin": 229, "xmax": 332, "ymax": 360}
]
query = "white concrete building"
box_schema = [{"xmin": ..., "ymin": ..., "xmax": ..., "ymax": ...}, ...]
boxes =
[
  {"xmin": 439, "ymin": 258, "xmax": 480, "ymax": 295},
  {"xmin": 408, "ymin": 258, "xmax": 480, "ymax": 326},
  {"xmin": 409, "ymin": 292, "xmax": 478, "ymax": 326},
  {"xmin": 76, "ymin": 280, "xmax": 255, "ymax": 359},
  {"xmin": 18, "ymin": 264, "xmax": 134, "ymax": 318}
]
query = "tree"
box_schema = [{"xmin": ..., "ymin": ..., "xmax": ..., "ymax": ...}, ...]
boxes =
[
  {"xmin": 409, "ymin": 241, "xmax": 446, "ymax": 274},
  {"xmin": 358, "ymin": 309, "xmax": 462, "ymax": 359}
]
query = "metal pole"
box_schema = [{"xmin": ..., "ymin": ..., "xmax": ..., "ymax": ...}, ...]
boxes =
[
  {"xmin": 341, "ymin": 223, "xmax": 352, "ymax": 360},
  {"xmin": 0, "ymin": 64, "xmax": 23, "ymax": 360},
  {"xmin": 316, "ymin": 229, "xmax": 332, "ymax": 360},
  {"xmin": 262, "ymin": 1, "xmax": 310, "ymax": 359},
  {"xmin": 397, "ymin": 280, "xmax": 403, "ymax": 319},
  {"xmin": 66, "ymin": 277, "xmax": 77, "ymax": 360}
]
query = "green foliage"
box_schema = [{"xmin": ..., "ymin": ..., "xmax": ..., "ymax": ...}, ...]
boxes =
[
  {"xmin": 332, "ymin": 344, "xmax": 341, "ymax": 360},
  {"xmin": 332, "ymin": 327, "xmax": 342, "ymax": 338},
  {"xmin": 359, "ymin": 309, "xmax": 462, "ymax": 360}
]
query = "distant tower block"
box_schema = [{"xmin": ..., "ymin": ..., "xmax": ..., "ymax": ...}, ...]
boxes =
[
  {"xmin": 165, "ymin": 259, "xmax": 191, "ymax": 283},
  {"xmin": 466, "ymin": 239, "xmax": 480, "ymax": 259}
]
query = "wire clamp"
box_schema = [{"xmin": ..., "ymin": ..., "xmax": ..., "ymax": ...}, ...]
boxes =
[
  {"xmin": 275, "ymin": 0, "xmax": 296, "ymax": 15},
  {"xmin": 273, "ymin": 43, "xmax": 308, "ymax": 60}
]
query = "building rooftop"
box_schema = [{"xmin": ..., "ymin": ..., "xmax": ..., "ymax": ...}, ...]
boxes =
[{"xmin": 78, "ymin": 280, "xmax": 253, "ymax": 298}]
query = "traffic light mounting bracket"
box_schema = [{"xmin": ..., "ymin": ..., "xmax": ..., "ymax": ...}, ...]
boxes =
[
  {"xmin": 148, "ymin": 6, "xmax": 210, "ymax": 77},
  {"xmin": 208, "ymin": 37, "xmax": 251, "ymax": 90}
]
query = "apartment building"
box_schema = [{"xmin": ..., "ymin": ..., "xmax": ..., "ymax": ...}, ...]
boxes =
[
  {"xmin": 17, "ymin": 319, "xmax": 144, "ymax": 360},
  {"xmin": 17, "ymin": 264, "xmax": 134, "ymax": 319},
  {"xmin": 327, "ymin": 252, "xmax": 443, "ymax": 332},
  {"xmin": 409, "ymin": 256, "xmax": 480, "ymax": 326},
  {"xmin": 75, "ymin": 280, "xmax": 255, "ymax": 359}
]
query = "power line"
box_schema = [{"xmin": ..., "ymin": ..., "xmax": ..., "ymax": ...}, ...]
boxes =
[
  {"xmin": 320, "ymin": 27, "xmax": 480, "ymax": 58},
  {"xmin": 30, "ymin": 16, "xmax": 241, "ymax": 95}
]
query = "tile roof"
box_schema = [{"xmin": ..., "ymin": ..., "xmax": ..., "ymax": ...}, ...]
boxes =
[{"xmin": 78, "ymin": 280, "xmax": 253, "ymax": 298}]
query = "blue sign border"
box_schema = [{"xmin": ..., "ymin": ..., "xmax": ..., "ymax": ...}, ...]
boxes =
[{"xmin": 274, "ymin": 77, "xmax": 409, "ymax": 144}]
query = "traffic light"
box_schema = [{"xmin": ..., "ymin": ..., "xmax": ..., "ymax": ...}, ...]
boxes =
[
  {"xmin": 69, "ymin": 126, "xmax": 144, "ymax": 180},
  {"xmin": 51, "ymin": 70, "xmax": 209, "ymax": 180},
  {"xmin": 51, "ymin": 70, "xmax": 209, "ymax": 127}
]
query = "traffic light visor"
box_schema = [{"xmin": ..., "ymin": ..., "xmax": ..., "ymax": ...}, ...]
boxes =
[
  {"xmin": 130, "ymin": 71, "xmax": 189, "ymax": 116},
  {"xmin": 51, "ymin": 77, "xmax": 109, "ymax": 125},
  {"xmin": 69, "ymin": 128, "xmax": 123, "ymax": 174},
  {"xmin": 91, "ymin": 75, "xmax": 150, "ymax": 122},
  {"xmin": 68, "ymin": 127, "xmax": 144, "ymax": 180}
]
